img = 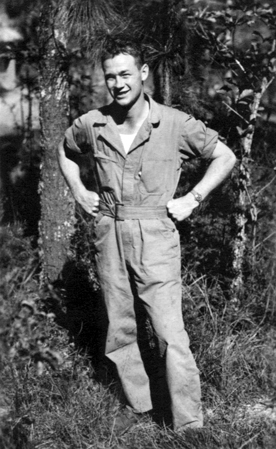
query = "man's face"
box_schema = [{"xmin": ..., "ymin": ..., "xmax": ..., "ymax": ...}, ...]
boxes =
[{"xmin": 102, "ymin": 53, "xmax": 149, "ymax": 108}]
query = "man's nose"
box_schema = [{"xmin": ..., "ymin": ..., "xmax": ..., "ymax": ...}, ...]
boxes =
[{"xmin": 115, "ymin": 77, "xmax": 124, "ymax": 88}]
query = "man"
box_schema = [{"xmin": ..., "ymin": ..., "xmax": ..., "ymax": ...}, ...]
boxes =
[{"xmin": 57, "ymin": 38, "xmax": 236, "ymax": 432}]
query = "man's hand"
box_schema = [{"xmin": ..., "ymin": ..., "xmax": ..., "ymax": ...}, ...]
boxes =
[
  {"xmin": 75, "ymin": 187, "xmax": 100, "ymax": 217},
  {"xmin": 167, "ymin": 193, "xmax": 199, "ymax": 222}
]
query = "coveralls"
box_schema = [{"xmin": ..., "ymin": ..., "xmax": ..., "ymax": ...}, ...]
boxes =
[{"xmin": 65, "ymin": 95, "xmax": 218, "ymax": 429}]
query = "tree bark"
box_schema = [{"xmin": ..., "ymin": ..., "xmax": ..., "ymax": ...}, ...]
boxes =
[
  {"xmin": 161, "ymin": 59, "xmax": 173, "ymax": 106},
  {"xmin": 38, "ymin": 3, "xmax": 75, "ymax": 282},
  {"xmin": 231, "ymin": 77, "xmax": 269, "ymax": 305}
]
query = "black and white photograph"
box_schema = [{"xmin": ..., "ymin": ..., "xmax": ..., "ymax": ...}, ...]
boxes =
[{"xmin": 0, "ymin": 1, "xmax": 275, "ymax": 448}]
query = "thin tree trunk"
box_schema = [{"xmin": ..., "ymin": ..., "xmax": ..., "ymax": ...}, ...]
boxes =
[
  {"xmin": 161, "ymin": 59, "xmax": 172, "ymax": 106},
  {"xmin": 160, "ymin": 0, "xmax": 175, "ymax": 106},
  {"xmin": 231, "ymin": 77, "xmax": 269, "ymax": 305},
  {"xmin": 38, "ymin": 3, "xmax": 75, "ymax": 282}
]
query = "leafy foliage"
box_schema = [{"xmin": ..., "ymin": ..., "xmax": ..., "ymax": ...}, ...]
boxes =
[{"xmin": 0, "ymin": 224, "xmax": 63, "ymax": 372}]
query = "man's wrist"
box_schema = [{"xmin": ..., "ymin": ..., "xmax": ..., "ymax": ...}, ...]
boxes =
[
  {"xmin": 72, "ymin": 183, "xmax": 87, "ymax": 202},
  {"xmin": 190, "ymin": 189, "xmax": 203, "ymax": 203}
]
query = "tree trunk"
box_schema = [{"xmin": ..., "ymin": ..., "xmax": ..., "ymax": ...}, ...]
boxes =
[
  {"xmin": 160, "ymin": 0, "xmax": 175, "ymax": 106},
  {"xmin": 161, "ymin": 59, "xmax": 173, "ymax": 106},
  {"xmin": 231, "ymin": 77, "xmax": 269, "ymax": 305},
  {"xmin": 38, "ymin": 3, "xmax": 75, "ymax": 282}
]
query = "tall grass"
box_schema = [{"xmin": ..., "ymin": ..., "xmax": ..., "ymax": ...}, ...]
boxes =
[{"xmin": 0, "ymin": 223, "xmax": 275, "ymax": 448}]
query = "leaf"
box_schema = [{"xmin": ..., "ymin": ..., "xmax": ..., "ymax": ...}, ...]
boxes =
[
  {"xmin": 217, "ymin": 85, "xmax": 233, "ymax": 92},
  {"xmin": 224, "ymin": 77, "xmax": 238, "ymax": 86},
  {"xmin": 236, "ymin": 17, "xmax": 249, "ymax": 26},
  {"xmin": 239, "ymin": 89, "xmax": 254, "ymax": 100},
  {"xmin": 252, "ymin": 31, "xmax": 264, "ymax": 40},
  {"xmin": 236, "ymin": 126, "xmax": 245, "ymax": 136},
  {"xmin": 257, "ymin": 8, "xmax": 274, "ymax": 16}
]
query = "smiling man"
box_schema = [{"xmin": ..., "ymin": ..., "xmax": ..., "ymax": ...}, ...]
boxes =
[{"xmin": 57, "ymin": 37, "xmax": 236, "ymax": 433}]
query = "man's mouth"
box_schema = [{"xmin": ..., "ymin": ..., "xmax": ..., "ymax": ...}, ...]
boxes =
[{"xmin": 116, "ymin": 90, "xmax": 129, "ymax": 97}]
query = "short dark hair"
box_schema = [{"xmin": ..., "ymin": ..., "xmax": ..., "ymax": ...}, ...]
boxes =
[{"xmin": 101, "ymin": 36, "xmax": 145, "ymax": 68}]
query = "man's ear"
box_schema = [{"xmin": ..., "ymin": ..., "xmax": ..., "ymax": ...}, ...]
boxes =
[{"xmin": 141, "ymin": 63, "xmax": 149, "ymax": 82}]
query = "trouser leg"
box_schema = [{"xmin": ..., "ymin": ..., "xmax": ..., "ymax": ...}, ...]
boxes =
[
  {"xmin": 149, "ymin": 295, "xmax": 203, "ymax": 429},
  {"xmin": 94, "ymin": 216, "xmax": 152, "ymax": 413},
  {"xmin": 132, "ymin": 219, "xmax": 203, "ymax": 429}
]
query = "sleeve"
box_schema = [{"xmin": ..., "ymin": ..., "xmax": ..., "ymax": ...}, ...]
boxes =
[
  {"xmin": 179, "ymin": 115, "xmax": 218, "ymax": 161},
  {"xmin": 64, "ymin": 115, "xmax": 90, "ymax": 154}
]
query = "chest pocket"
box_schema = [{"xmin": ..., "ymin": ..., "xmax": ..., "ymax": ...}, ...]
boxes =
[
  {"xmin": 94, "ymin": 152, "xmax": 118, "ymax": 189},
  {"xmin": 138, "ymin": 158, "xmax": 174, "ymax": 195}
]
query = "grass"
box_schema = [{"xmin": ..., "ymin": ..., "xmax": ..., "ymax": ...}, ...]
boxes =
[{"xmin": 0, "ymin": 223, "xmax": 276, "ymax": 449}]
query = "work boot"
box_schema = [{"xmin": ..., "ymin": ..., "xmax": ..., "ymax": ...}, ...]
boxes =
[{"xmin": 113, "ymin": 407, "xmax": 150, "ymax": 435}]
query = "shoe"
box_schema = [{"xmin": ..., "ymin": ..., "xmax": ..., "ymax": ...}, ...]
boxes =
[{"xmin": 113, "ymin": 407, "xmax": 149, "ymax": 435}]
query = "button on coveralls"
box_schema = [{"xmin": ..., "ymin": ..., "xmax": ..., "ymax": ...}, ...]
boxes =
[{"xmin": 65, "ymin": 95, "xmax": 218, "ymax": 430}]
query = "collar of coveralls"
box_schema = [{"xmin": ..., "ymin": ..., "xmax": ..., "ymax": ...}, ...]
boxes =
[{"xmin": 92, "ymin": 93, "xmax": 161, "ymax": 128}]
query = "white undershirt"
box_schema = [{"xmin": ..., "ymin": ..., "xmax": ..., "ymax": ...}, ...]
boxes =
[{"xmin": 119, "ymin": 133, "xmax": 137, "ymax": 154}]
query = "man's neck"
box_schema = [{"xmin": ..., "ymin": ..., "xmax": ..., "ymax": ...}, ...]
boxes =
[{"xmin": 111, "ymin": 93, "xmax": 149, "ymax": 133}]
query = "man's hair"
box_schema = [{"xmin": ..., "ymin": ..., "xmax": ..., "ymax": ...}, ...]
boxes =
[{"xmin": 101, "ymin": 36, "xmax": 145, "ymax": 68}]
